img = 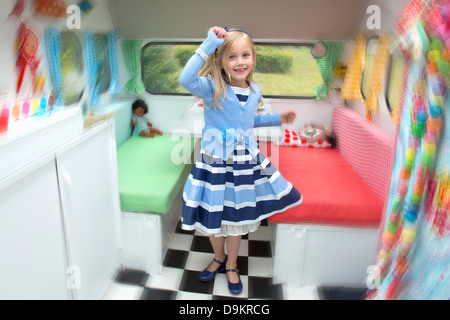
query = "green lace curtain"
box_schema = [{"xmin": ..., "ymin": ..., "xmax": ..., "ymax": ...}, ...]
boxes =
[
  {"xmin": 121, "ymin": 40, "xmax": 146, "ymax": 94},
  {"xmin": 314, "ymin": 41, "xmax": 345, "ymax": 100}
]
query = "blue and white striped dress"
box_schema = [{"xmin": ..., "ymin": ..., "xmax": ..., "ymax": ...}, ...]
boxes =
[{"xmin": 181, "ymin": 86, "xmax": 302, "ymax": 236}]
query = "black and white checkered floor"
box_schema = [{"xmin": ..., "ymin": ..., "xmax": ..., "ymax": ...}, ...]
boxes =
[{"xmin": 103, "ymin": 220, "xmax": 320, "ymax": 300}]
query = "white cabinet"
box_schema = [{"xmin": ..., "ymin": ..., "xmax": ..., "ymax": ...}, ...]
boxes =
[
  {"xmin": 0, "ymin": 114, "xmax": 121, "ymax": 300},
  {"xmin": 0, "ymin": 156, "xmax": 71, "ymax": 300},
  {"xmin": 56, "ymin": 122, "xmax": 122, "ymax": 300}
]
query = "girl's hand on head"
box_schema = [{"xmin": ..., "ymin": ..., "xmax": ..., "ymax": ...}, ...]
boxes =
[
  {"xmin": 280, "ymin": 110, "xmax": 297, "ymax": 124},
  {"xmin": 209, "ymin": 26, "xmax": 228, "ymax": 39}
]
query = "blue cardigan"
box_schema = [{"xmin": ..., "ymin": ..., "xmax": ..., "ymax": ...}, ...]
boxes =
[{"xmin": 179, "ymin": 31, "xmax": 282, "ymax": 161}]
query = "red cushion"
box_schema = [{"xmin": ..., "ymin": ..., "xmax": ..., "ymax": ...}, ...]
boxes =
[
  {"xmin": 269, "ymin": 146, "xmax": 383, "ymax": 227},
  {"xmin": 282, "ymin": 129, "xmax": 333, "ymax": 148}
]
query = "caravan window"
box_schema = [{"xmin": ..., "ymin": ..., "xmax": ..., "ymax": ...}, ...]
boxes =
[
  {"xmin": 253, "ymin": 44, "xmax": 321, "ymax": 98},
  {"xmin": 141, "ymin": 43, "xmax": 321, "ymax": 98},
  {"xmin": 386, "ymin": 49, "xmax": 406, "ymax": 114},
  {"xmin": 361, "ymin": 37, "xmax": 378, "ymax": 99},
  {"xmin": 142, "ymin": 43, "xmax": 191, "ymax": 95},
  {"xmin": 60, "ymin": 32, "xmax": 85, "ymax": 105}
]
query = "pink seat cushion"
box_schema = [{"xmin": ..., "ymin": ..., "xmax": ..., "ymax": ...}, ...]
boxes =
[{"xmin": 269, "ymin": 146, "xmax": 383, "ymax": 227}]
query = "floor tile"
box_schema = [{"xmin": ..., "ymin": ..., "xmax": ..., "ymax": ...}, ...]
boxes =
[
  {"xmin": 102, "ymin": 282, "xmax": 144, "ymax": 300},
  {"xmin": 232, "ymin": 256, "xmax": 248, "ymax": 276},
  {"xmin": 248, "ymin": 240, "xmax": 272, "ymax": 257},
  {"xmin": 248, "ymin": 277, "xmax": 283, "ymax": 300},
  {"xmin": 248, "ymin": 226, "xmax": 272, "ymax": 241},
  {"xmin": 317, "ymin": 286, "xmax": 367, "ymax": 300},
  {"xmin": 212, "ymin": 273, "xmax": 248, "ymax": 299},
  {"xmin": 184, "ymin": 251, "xmax": 216, "ymax": 272},
  {"xmin": 190, "ymin": 235, "xmax": 214, "ymax": 253},
  {"xmin": 103, "ymin": 218, "xmax": 322, "ymax": 301},
  {"xmin": 145, "ymin": 267, "xmax": 184, "ymax": 292},
  {"xmin": 213, "ymin": 295, "xmax": 247, "ymax": 300},
  {"xmin": 168, "ymin": 233, "xmax": 194, "ymax": 251},
  {"xmin": 282, "ymin": 285, "xmax": 320, "ymax": 300},
  {"xmin": 140, "ymin": 287, "xmax": 177, "ymax": 300},
  {"xmin": 248, "ymin": 257, "xmax": 273, "ymax": 277},
  {"xmin": 114, "ymin": 269, "xmax": 149, "ymax": 286},
  {"xmin": 163, "ymin": 249, "xmax": 189, "ymax": 269},
  {"xmin": 179, "ymin": 270, "xmax": 215, "ymax": 295},
  {"xmin": 176, "ymin": 291, "xmax": 213, "ymax": 300}
]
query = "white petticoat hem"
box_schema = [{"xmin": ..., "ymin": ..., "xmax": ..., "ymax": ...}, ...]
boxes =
[{"xmin": 181, "ymin": 197, "xmax": 303, "ymax": 237}]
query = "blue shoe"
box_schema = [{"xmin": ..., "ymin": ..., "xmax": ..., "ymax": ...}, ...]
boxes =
[
  {"xmin": 226, "ymin": 269, "xmax": 243, "ymax": 295},
  {"xmin": 198, "ymin": 257, "xmax": 227, "ymax": 281}
]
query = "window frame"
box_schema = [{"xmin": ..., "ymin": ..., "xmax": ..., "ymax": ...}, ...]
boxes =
[{"xmin": 141, "ymin": 41, "xmax": 319, "ymax": 99}]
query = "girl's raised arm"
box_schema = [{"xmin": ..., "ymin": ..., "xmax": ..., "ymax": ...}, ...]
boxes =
[{"xmin": 179, "ymin": 28, "xmax": 226, "ymax": 98}]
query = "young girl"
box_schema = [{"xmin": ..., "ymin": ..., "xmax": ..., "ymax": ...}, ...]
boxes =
[
  {"xmin": 131, "ymin": 99, "xmax": 163, "ymax": 137},
  {"xmin": 179, "ymin": 26, "xmax": 302, "ymax": 295}
]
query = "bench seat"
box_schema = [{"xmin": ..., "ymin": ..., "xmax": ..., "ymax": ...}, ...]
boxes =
[
  {"xmin": 269, "ymin": 146, "xmax": 383, "ymax": 227},
  {"xmin": 267, "ymin": 106, "xmax": 394, "ymax": 287},
  {"xmin": 117, "ymin": 134, "xmax": 195, "ymax": 214}
]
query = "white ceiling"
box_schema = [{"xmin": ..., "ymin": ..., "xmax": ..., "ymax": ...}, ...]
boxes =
[{"xmin": 107, "ymin": 0, "xmax": 370, "ymax": 40}]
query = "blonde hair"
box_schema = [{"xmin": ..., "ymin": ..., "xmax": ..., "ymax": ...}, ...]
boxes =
[{"xmin": 199, "ymin": 31, "xmax": 256, "ymax": 110}]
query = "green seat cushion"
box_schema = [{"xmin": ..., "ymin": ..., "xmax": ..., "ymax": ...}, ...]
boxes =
[{"xmin": 117, "ymin": 134, "xmax": 196, "ymax": 214}]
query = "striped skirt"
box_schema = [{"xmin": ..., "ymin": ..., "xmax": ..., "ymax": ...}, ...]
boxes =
[{"xmin": 181, "ymin": 144, "xmax": 302, "ymax": 236}]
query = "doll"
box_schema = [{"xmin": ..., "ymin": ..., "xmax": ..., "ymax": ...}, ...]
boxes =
[{"xmin": 131, "ymin": 99, "xmax": 163, "ymax": 137}]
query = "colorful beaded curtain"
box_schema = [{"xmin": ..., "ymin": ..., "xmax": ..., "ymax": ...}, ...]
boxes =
[{"xmin": 366, "ymin": 0, "xmax": 449, "ymax": 300}]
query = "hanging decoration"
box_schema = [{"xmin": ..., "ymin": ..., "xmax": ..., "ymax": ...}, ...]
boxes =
[
  {"xmin": 33, "ymin": 0, "xmax": 67, "ymax": 18},
  {"xmin": 15, "ymin": 25, "xmax": 41, "ymax": 95},
  {"xmin": 78, "ymin": 0, "xmax": 96, "ymax": 16},
  {"xmin": 6, "ymin": 0, "xmax": 52, "ymax": 127},
  {"xmin": 8, "ymin": 0, "xmax": 25, "ymax": 20},
  {"xmin": 107, "ymin": 31, "xmax": 121, "ymax": 95},
  {"xmin": 311, "ymin": 40, "xmax": 327, "ymax": 59},
  {"xmin": 313, "ymin": 41, "xmax": 345, "ymax": 100},
  {"xmin": 367, "ymin": 0, "xmax": 449, "ymax": 300},
  {"xmin": 340, "ymin": 32, "xmax": 367, "ymax": 100},
  {"xmin": 84, "ymin": 32, "xmax": 100, "ymax": 108},
  {"xmin": 365, "ymin": 34, "xmax": 391, "ymax": 121},
  {"xmin": 121, "ymin": 40, "xmax": 146, "ymax": 94},
  {"xmin": 334, "ymin": 62, "xmax": 347, "ymax": 77}
]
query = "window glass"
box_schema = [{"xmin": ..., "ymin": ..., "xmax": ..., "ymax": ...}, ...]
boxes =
[
  {"xmin": 141, "ymin": 43, "xmax": 322, "ymax": 97},
  {"xmin": 254, "ymin": 45, "xmax": 322, "ymax": 97},
  {"xmin": 361, "ymin": 37, "xmax": 378, "ymax": 99},
  {"xmin": 60, "ymin": 32, "xmax": 84, "ymax": 105},
  {"xmin": 142, "ymin": 43, "xmax": 188, "ymax": 94},
  {"xmin": 94, "ymin": 34, "xmax": 111, "ymax": 94},
  {"xmin": 386, "ymin": 50, "xmax": 406, "ymax": 113}
]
